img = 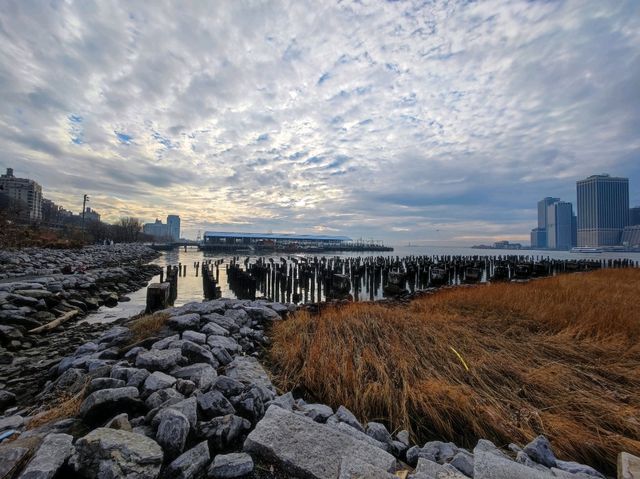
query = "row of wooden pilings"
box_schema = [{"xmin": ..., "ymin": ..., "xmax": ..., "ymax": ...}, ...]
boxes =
[{"xmin": 145, "ymin": 265, "xmax": 179, "ymax": 313}]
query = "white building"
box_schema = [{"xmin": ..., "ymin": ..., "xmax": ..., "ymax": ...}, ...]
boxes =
[{"xmin": 0, "ymin": 168, "xmax": 42, "ymax": 222}]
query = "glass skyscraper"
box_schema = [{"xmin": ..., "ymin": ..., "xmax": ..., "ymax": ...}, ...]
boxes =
[{"xmin": 577, "ymin": 175, "xmax": 629, "ymax": 247}]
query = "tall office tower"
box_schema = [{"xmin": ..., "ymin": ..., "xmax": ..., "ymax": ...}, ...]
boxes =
[
  {"xmin": 630, "ymin": 207, "xmax": 640, "ymax": 226},
  {"xmin": 167, "ymin": 215, "xmax": 181, "ymax": 241},
  {"xmin": 0, "ymin": 168, "xmax": 43, "ymax": 222},
  {"xmin": 536, "ymin": 197, "xmax": 560, "ymax": 248},
  {"xmin": 530, "ymin": 228, "xmax": 546, "ymax": 248},
  {"xmin": 547, "ymin": 201, "xmax": 575, "ymax": 250},
  {"xmin": 577, "ymin": 175, "xmax": 629, "ymax": 247}
]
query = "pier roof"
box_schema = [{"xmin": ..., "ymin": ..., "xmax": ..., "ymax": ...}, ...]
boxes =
[{"xmin": 203, "ymin": 231, "xmax": 351, "ymax": 242}]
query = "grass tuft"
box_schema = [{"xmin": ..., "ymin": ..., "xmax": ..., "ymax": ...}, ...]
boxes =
[
  {"xmin": 269, "ymin": 268, "xmax": 640, "ymax": 473},
  {"xmin": 127, "ymin": 312, "xmax": 169, "ymax": 344},
  {"xmin": 27, "ymin": 381, "xmax": 89, "ymax": 430}
]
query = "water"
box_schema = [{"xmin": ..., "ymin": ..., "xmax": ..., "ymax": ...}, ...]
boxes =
[{"xmin": 84, "ymin": 245, "xmax": 640, "ymax": 324}]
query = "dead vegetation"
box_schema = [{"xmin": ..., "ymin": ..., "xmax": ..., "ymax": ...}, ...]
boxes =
[
  {"xmin": 269, "ymin": 268, "xmax": 640, "ymax": 473},
  {"xmin": 126, "ymin": 312, "xmax": 170, "ymax": 344},
  {"xmin": 26, "ymin": 382, "xmax": 89, "ymax": 430}
]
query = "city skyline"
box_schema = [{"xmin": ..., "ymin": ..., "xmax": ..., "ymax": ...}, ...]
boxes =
[{"xmin": 1, "ymin": 1, "xmax": 640, "ymax": 243}]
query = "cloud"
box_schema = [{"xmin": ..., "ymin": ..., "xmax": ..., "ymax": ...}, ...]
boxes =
[{"xmin": 0, "ymin": 0, "xmax": 638, "ymax": 244}]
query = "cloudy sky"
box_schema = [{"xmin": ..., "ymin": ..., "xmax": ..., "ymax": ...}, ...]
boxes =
[{"xmin": 1, "ymin": 0, "xmax": 639, "ymax": 244}]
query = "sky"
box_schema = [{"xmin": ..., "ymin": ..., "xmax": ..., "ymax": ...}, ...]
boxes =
[{"xmin": 1, "ymin": 0, "xmax": 639, "ymax": 245}]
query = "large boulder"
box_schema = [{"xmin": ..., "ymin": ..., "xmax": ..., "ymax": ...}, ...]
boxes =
[
  {"xmin": 197, "ymin": 390, "xmax": 235, "ymax": 418},
  {"xmin": 79, "ymin": 387, "xmax": 145, "ymax": 426},
  {"xmin": 225, "ymin": 356, "xmax": 275, "ymax": 393},
  {"xmin": 197, "ymin": 414, "xmax": 252, "ymax": 449},
  {"xmin": 136, "ymin": 349, "xmax": 184, "ymax": 372},
  {"xmin": 208, "ymin": 452, "xmax": 254, "ymax": 478},
  {"xmin": 523, "ymin": 436, "xmax": 557, "ymax": 468},
  {"xmin": 142, "ymin": 371, "xmax": 176, "ymax": 395},
  {"xmin": 167, "ymin": 313, "xmax": 200, "ymax": 331},
  {"xmin": 243, "ymin": 405, "xmax": 396, "ymax": 479},
  {"xmin": 18, "ymin": 433, "xmax": 74, "ymax": 479},
  {"xmin": 0, "ymin": 389, "xmax": 17, "ymax": 412},
  {"xmin": 156, "ymin": 409, "xmax": 190, "ymax": 460},
  {"xmin": 69, "ymin": 428, "xmax": 163, "ymax": 478},
  {"xmin": 172, "ymin": 363, "xmax": 217, "ymax": 390}
]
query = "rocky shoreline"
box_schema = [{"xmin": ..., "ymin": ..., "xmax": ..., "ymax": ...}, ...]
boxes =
[{"xmin": 0, "ymin": 297, "xmax": 626, "ymax": 479}]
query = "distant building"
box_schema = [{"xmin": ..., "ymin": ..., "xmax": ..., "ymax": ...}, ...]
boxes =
[
  {"xmin": 533, "ymin": 197, "xmax": 560, "ymax": 248},
  {"xmin": 547, "ymin": 201, "xmax": 575, "ymax": 250},
  {"xmin": 41, "ymin": 198, "xmax": 73, "ymax": 225},
  {"xmin": 630, "ymin": 207, "xmax": 640, "ymax": 226},
  {"xmin": 621, "ymin": 225, "xmax": 640, "ymax": 248},
  {"xmin": 530, "ymin": 228, "xmax": 546, "ymax": 249},
  {"xmin": 493, "ymin": 240, "xmax": 522, "ymax": 250},
  {"xmin": 167, "ymin": 215, "xmax": 181, "ymax": 241},
  {"xmin": 83, "ymin": 207, "xmax": 101, "ymax": 223},
  {"xmin": 143, "ymin": 214, "xmax": 179, "ymax": 241},
  {"xmin": 577, "ymin": 174, "xmax": 629, "ymax": 247},
  {"xmin": 0, "ymin": 168, "xmax": 42, "ymax": 222}
]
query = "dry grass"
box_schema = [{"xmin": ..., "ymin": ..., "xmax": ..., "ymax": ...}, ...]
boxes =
[
  {"xmin": 27, "ymin": 382, "xmax": 88, "ymax": 430},
  {"xmin": 127, "ymin": 312, "xmax": 170, "ymax": 344},
  {"xmin": 269, "ymin": 268, "xmax": 640, "ymax": 473}
]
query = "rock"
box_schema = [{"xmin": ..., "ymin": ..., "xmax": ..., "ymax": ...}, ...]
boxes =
[
  {"xmin": 197, "ymin": 414, "xmax": 252, "ymax": 449},
  {"xmin": 105, "ymin": 413, "xmax": 132, "ymax": 431},
  {"xmin": 208, "ymin": 452, "xmax": 254, "ymax": 478},
  {"xmin": 0, "ymin": 389, "xmax": 16, "ymax": 412},
  {"xmin": 143, "ymin": 371, "xmax": 176, "ymax": 394},
  {"xmin": 88, "ymin": 377, "xmax": 125, "ymax": 393},
  {"xmin": 182, "ymin": 330, "xmax": 206, "ymax": 345},
  {"xmin": 182, "ymin": 340, "xmax": 217, "ymax": 366},
  {"xmin": 301, "ymin": 403, "xmax": 333, "ymax": 423},
  {"xmin": 145, "ymin": 388, "xmax": 185, "ymax": 409},
  {"xmin": 172, "ymin": 363, "xmax": 217, "ymax": 390},
  {"xmin": 207, "ymin": 335, "xmax": 240, "ymax": 354},
  {"xmin": 201, "ymin": 322, "xmax": 229, "ymax": 337},
  {"xmin": 79, "ymin": 387, "xmax": 144, "ymax": 426},
  {"xmin": 156, "ymin": 409, "xmax": 190, "ymax": 460},
  {"xmin": 450, "ymin": 450, "xmax": 474, "ymax": 477},
  {"xmin": 619, "ymin": 452, "xmax": 640, "ymax": 479},
  {"xmin": 244, "ymin": 306, "xmax": 280, "ymax": 322},
  {"xmin": 53, "ymin": 368, "xmax": 88, "ymax": 394},
  {"xmin": 0, "ymin": 414, "xmax": 24, "ymax": 432},
  {"xmin": 407, "ymin": 441, "xmax": 458, "ymax": 466},
  {"xmin": 225, "ymin": 356, "xmax": 274, "ymax": 393},
  {"xmin": 331, "ymin": 421, "xmax": 388, "ymax": 451},
  {"xmin": 126, "ymin": 368, "xmax": 151, "ymax": 389},
  {"xmin": 165, "ymin": 397, "xmax": 198, "ymax": 429},
  {"xmin": 136, "ymin": 349, "xmax": 184, "ymax": 372},
  {"xmin": 0, "ymin": 446, "xmax": 31, "ymax": 479},
  {"xmin": 97, "ymin": 326, "xmax": 131, "ymax": 346},
  {"xmin": 366, "ymin": 422, "xmax": 392, "ymax": 444},
  {"xmin": 213, "ymin": 376, "xmax": 245, "ymax": 398},
  {"xmin": 244, "ymin": 405, "xmax": 396, "ymax": 479},
  {"xmin": 396, "ymin": 430, "xmax": 410, "ymax": 447},
  {"xmin": 333, "ymin": 405, "xmax": 363, "ymax": 432},
  {"xmin": 168, "ymin": 313, "xmax": 201, "ymax": 331},
  {"xmin": 70, "ymin": 428, "xmax": 163, "ymax": 478},
  {"xmin": 270, "ymin": 392, "xmax": 295, "ymax": 411},
  {"xmin": 151, "ymin": 334, "xmax": 180, "ymax": 350},
  {"xmin": 175, "ymin": 379, "xmax": 196, "ymax": 396},
  {"xmin": 18, "ymin": 433, "xmax": 74, "ymax": 479},
  {"xmin": 523, "ymin": 436, "xmax": 557, "ymax": 468},
  {"xmin": 555, "ymin": 460, "xmax": 604, "ymax": 478},
  {"xmin": 473, "ymin": 439, "xmax": 550, "ymax": 479},
  {"xmin": 197, "ymin": 390, "xmax": 236, "ymax": 418},
  {"xmin": 204, "ymin": 313, "xmax": 239, "ymax": 333},
  {"xmin": 411, "ymin": 458, "xmax": 469, "ymax": 478},
  {"xmin": 339, "ymin": 456, "xmax": 396, "ymax": 479},
  {"xmin": 164, "ymin": 441, "xmax": 210, "ymax": 479}
]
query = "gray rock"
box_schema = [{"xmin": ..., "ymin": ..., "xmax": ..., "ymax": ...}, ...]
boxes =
[
  {"xmin": 127, "ymin": 368, "xmax": 151, "ymax": 388},
  {"xmin": 244, "ymin": 306, "xmax": 280, "ymax": 322},
  {"xmin": 210, "ymin": 346, "xmax": 234, "ymax": 366},
  {"xmin": 18, "ymin": 433, "xmax": 74, "ymax": 479},
  {"xmin": 52, "ymin": 368, "xmax": 88, "ymax": 394},
  {"xmin": 0, "ymin": 414, "xmax": 25, "ymax": 432},
  {"xmin": 301, "ymin": 403, "xmax": 333, "ymax": 423},
  {"xmin": 198, "ymin": 414, "xmax": 252, "ymax": 449},
  {"xmin": 156, "ymin": 409, "xmax": 190, "ymax": 460},
  {"xmin": 243, "ymin": 405, "xmax": 396, "ymax": 479},
  {"xmin": 396, "ymin": 430, "xmax": 410, "ymax": 447},
  {"xmin": 175, "ymin": 378, "xmax": 196, "ymax": 396},
  {"xmin": 333, "ymin": 405, "xmax": 363, "ymax": 432},
  {"xmin": 79, "ymin": 387, "xmax": 144, "ymax": 425},
  {"xmin": 213, "ymin": 376, "xmax": 245, "ymax": 397},
  {"xmin": 145, "ymin": 388, "xmax": 185, "ymax": 409},
  {"xmin": 331, "ymin": 421, "xmax": 389, "ymax": 451},
  {"xmin": 182, "ymin": 340, "xmax": 217, "ymax": 366},
  {"xmin": 270, "ymin": 392, "xmax": 295, "ymax": 411},
  {"xmin": 408, "ymin": 441, "xmax": 458, "ymax": 466},
  {"xmin": 172, "ymin": 363, "xmax": 217, "ymax": 390},
  {"xmin": 143, "ymin": 371, "xmax": 176, "ymax": 394},
  {"xmin": 151, "ymin": 334, "xmax": 180, "ymax": 350},
  {"xmin": 97, "ymin": 326, "xmax": 132, "ymax": 346},
  {"xmin": 225, "ymin": 356, "xmax": 275, "ymax": 392},
  {"xmin": 168, "ymin": 313, "xmax": 201, "ymax": 331},
  {"xmin": 411, "ymin": 458, "xmax": 469, "ymax": 478},
  {"xmin": 197, "ymin": 390, "xmax": 235, "ymax": 418},
  {"xmin": 164, "ymin": 441, "xmax": 210, "ymax": 479},
  {"xmin": 523, "ymin": 436, "xmax": 557, "ymax": 468},
  {"xmin": 208, "ymin": 452, "xmax": 254, "ymax": 478},
  {"xmin": 473, "ymin": 439, "xmax": 551, "ymax": 479},
  {"xmin": 182, "ymin": 330, "xmax": 207, "ymax": 344},
  {"xmin": 555, "ymin": 460, "xmax": 604, "ymax": 478},
  {"xmin": 450, "ymin": 451, "xmax": 474, "ymax": 477},
  {"xmin": 70, "ymin": 428, "xmax": 163, "ymax": 478},
  {"xmin": 136, "ymin": 349, "xmax": 184, "ymax": 372},
  {"xmin": 203, "ymin": 312, "xmax": 239, "ymax": 333},
  {"xmin": 167, "ymin": 397, "xmax": 198, "ymax": 428},
  {"xmin": 366, "ymin": 422, "xmax": 392, "ymax": 444},
  {"xmin": 0, "ymin": 446, "xmax": 31, "ymax": 479},
  {"xmin": 207, "ymin": 335, "xmax": 240, "ymax": 354},
  {"xmin": 105, "ymin": 413, "xmax": 132, "ymax": 431},
  {"xmin": 339, "ymin": 457, "xmax": 396, "ymax": 479},
  {"xmin": 201, "ymin": 322, "xmax": 229, "ymax": 337},
  {"xmin": 0, "ymin": 389, "xmax": 17, "ymax": 412},
  {"xmin": 88, "ymin": 377, "xmax": 125, "ymax": 393}
]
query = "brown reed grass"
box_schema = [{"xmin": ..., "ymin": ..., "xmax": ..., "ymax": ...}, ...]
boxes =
[
  {"xmin": 269, "ymin": 268, "xmax": 640, "ymax": 473},
  {"xmin": 127, "ymin": 312, "xmax": 170, "ymax": 344}
]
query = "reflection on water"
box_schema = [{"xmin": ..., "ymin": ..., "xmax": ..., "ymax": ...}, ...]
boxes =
[{"xmin": 84, "ymin": 245, "xmax": 640, "ymax": 324}]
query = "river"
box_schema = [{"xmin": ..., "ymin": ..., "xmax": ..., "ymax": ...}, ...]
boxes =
[{"xmin": 84, "ymin": 245, "xmax": 640, "ymax": 324}]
